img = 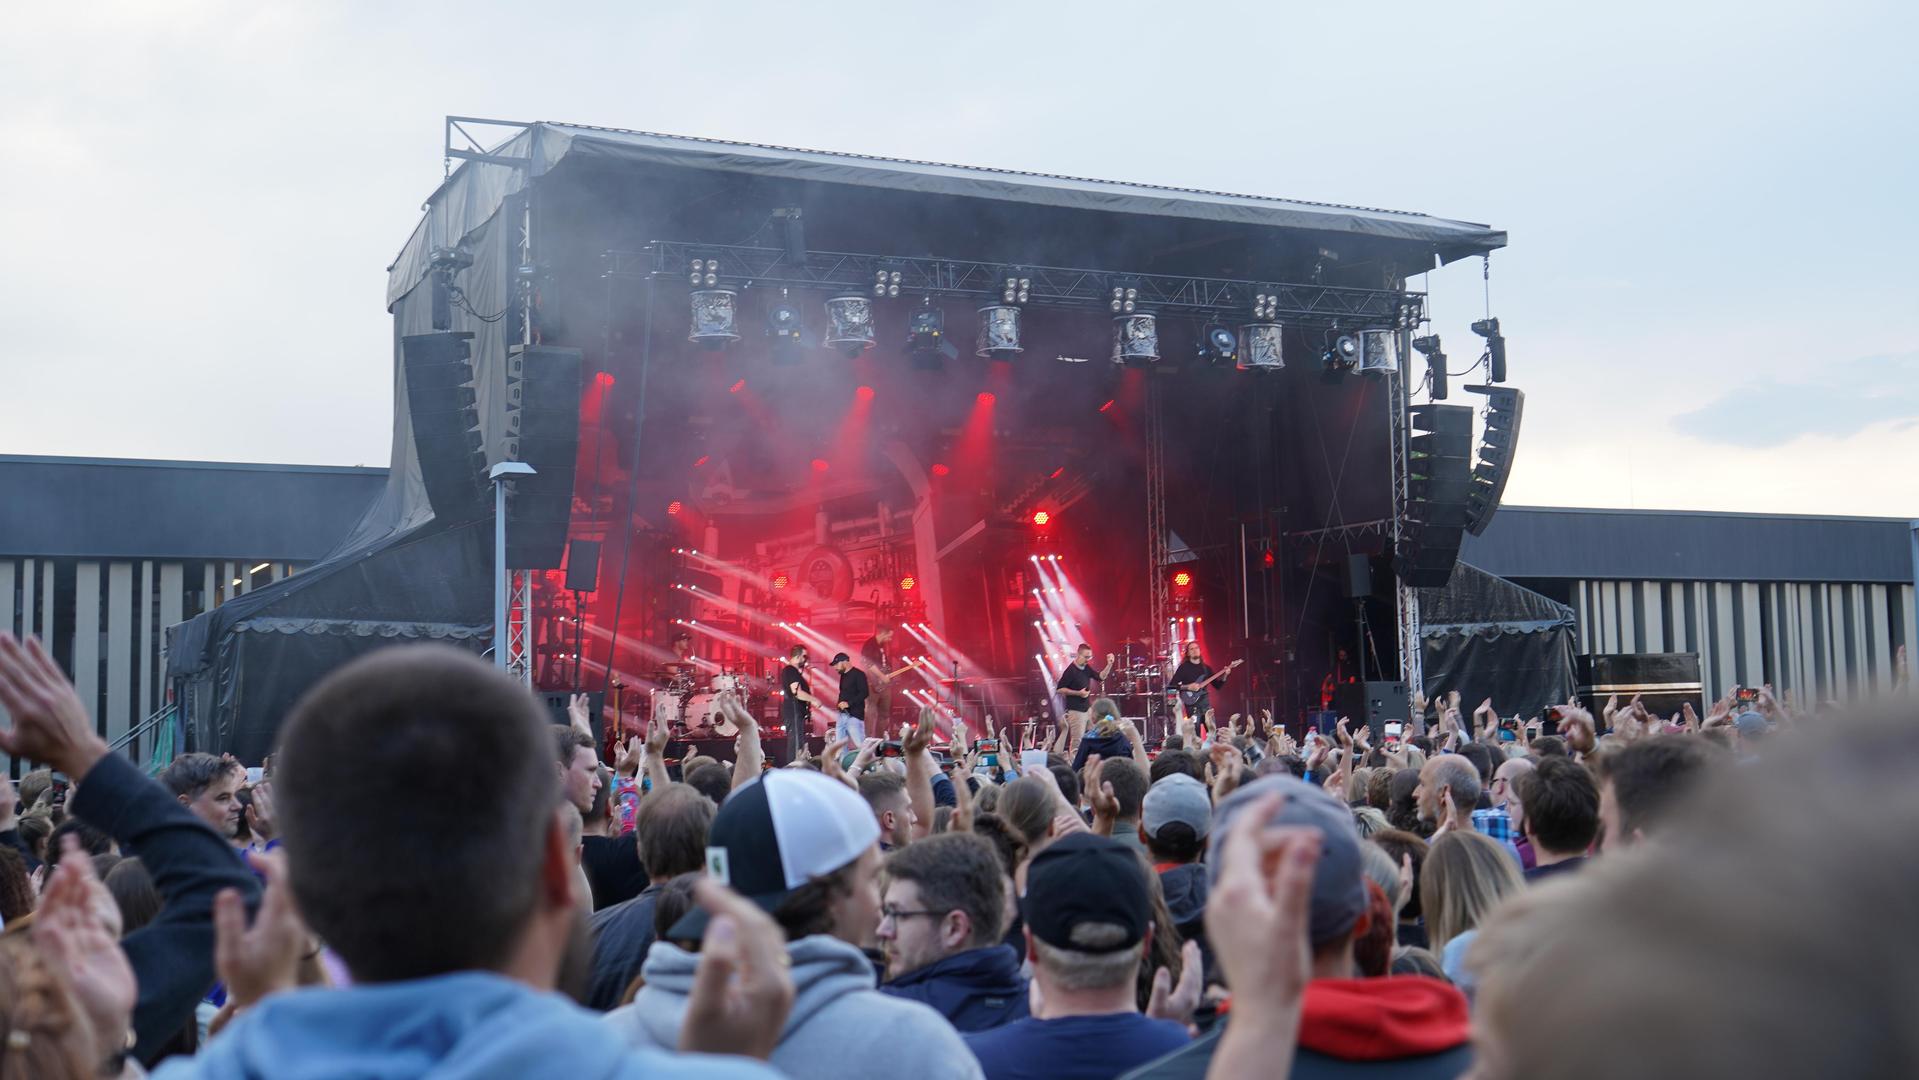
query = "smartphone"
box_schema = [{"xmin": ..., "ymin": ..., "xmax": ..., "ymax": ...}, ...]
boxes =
[
  {"xmin": 1383, "ymin": 723, "xmax": 1403, "ymax": 739},
  {"xmin": 977, "ymin": 738, "xmax": 1000, "ymax": 753},
  {"xmin": 1735, "ymin": 687, "xmax": 1760, "ymax": 708},
  {"xmin": 1541, "ymin": 707, "xmax": 1563, "ymax": 737},
  {"xmin": 246, "ymin": 767, "xmax": 264, "ymax": 784},
  {"xmin": 880, "ymin": 741, "xmax": 904, "ymax": 758},
  {"xmin": 1020, "ymin": 749, "xmax": 1050, "ymax": 772}
]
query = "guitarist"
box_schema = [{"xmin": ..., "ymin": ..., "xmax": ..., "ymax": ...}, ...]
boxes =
[
  {"xmin": 1171, "ymin": 642, "xmax": 1241, "ymax": 723},
  {"xmin": 860, "ymin": 627, "xmax": 902, "ymax": 729}
]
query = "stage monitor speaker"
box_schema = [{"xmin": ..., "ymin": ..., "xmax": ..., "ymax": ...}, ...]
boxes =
[
  {"xmin": 403, "ymin": 332, "xmax": 487, "ymax": 522},
  {"xmin": 504, "ymin": 344, "xmax": 583, "ymax": 569},
  {"xmin": 1576, "ymin": 653, "xmax": 1703, "ymax": 725},
  {"xmin": 539, "ymin": 690, "xmax": 604, "ymax": 749},
  {"xmin": 564, "ymin": 539, "xmax": 602, "ymax": 593},
  {"xmin": 1333, "ymin": 680, "xmax": 1410, "ymax": 742}
]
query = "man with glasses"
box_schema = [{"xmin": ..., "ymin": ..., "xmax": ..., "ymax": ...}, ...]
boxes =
[
  {"xmin": 877, "ymin": 833, "xmax": 1029, "ymax": 1032},
  {"xmin": 1474, "ymin": 757, "xmax": 1534, "ymax": 866}
]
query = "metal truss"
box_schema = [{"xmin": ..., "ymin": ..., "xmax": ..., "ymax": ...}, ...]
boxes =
[
  {"xmin": 442, "ymin": 116, "xmax": 536, "ymax": 177},
  {"xmin": 1388, "ymin": 325, "xmax": 1424, "ymax": 721},
  {"xmin": 608, "ymin": 243, "xmax": 1423, "ymax": 329},
  {"xmin": 507, "ymin": 570, "xmax": 534, "ymax": 685},
  {"xmin": 1145, "ymin": 381, "xmax": 1171, "ymax": 667},
  {"xmin": 1284, "ymin": 518, "xmax": 1392, "ymax": 548}
]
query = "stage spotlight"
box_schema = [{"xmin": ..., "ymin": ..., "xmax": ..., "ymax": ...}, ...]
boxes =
[
  {"xmin": 1251, "ymin": 288, "xmax": 1280, "ymax": 321},
  {"xmin": 824, "ymin": 295, "xmax": 875, "ymax": 357},
  {"xmin": 810, "ymin": 458, "xmax": 830, "ymax": 473},
  {"xmin": 930, "ymin": 462, "xmax": 950, "ymax": 477},
  {"xmin": 1324, "ymin": 333, "xmax": 1360, "ymax": 372},
  {"xmin": 1355, "ymin": 330, "xmax": 1396, "ymax": 374},
  {"xmin": 1173, "ymin": 570, "xmax": 1192, "ymax": 589},
  {"xmin": 667, "ymin": 500, "xmax": 683, "ymax": 516},
  {"xmin": 688, "ymin": 288, "xmax": 739, "ymax": 350},
  {"xmin": 729, "ymin": 378, "xmax": 747, "ymax": 394},
  {"xmin": 772, "ymin": 574, "xmax": 789, "ymax": 590},
  {"xmin": 907, "ymin": 298, "xmax": 956, "ymax": 370},
  {"xmin": 1108, "ymin": 282, "xmax": 1140, "ymax": 315},
  {"xmin": 1412, "ymin": 335, "xmax": 1448, "ymax": 400},
  {"xmin": 1237, "ymin": 322, "xmax": 1284, "ymax": 372},
  {"xmin": 874, "ymin": 264, "xmax": 903, "ymax": 299},
  {"xmin": 899, "ymin": 575, "xmax": 917, "ymax": 591},
  {"xmin": 1113, "ymin": 313, "xmax": 1159, "ymax": 365},
  {"xmin": 855, "ymin": 385, "xmax": 876, "ymax": 403},
  {"xmin": 1199, "ymin": 320, "xmax": 1238, "ymax": 364},
  {"xmin": 1471, "ymin": 317, "xmax": 1507, "ymax": 383},
  {"xmin": 766, "ymin": 289, "xmax": 803, "ymax": 339},
  {"xmin": 976, "ymin": 305, "xmax": 1023, "ymax": 360},
  {"xmin": 1032, "ymin": 510, "xmax": 1051, "ymax": 527}
]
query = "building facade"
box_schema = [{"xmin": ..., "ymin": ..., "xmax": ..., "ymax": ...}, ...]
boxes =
[{"xmin": 1, "ymin": 456, "xmax": 385, "ymax": 770}]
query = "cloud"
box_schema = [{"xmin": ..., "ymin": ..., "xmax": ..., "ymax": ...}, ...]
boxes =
[{"xmin": 1672, "ymin": 352, "xmax": 1919, "ymax": 447}]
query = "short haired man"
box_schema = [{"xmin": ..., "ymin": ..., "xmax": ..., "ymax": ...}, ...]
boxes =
[
  {"xmin": 1054, "ymin": 644, "xmax": 1116, "ymax": 732},
  {"xmin": 1414, "ymin": 754, "xmax": 1481, "ymax": 837},
  {"xmin": 1141, "ymin": 774, "xmax": 1211, "ymax": 970},
  {"xmin": 877, "ymin": 832, "xmax": 1029, "ymax": 1032},
  {"xmin": 163, "ymin": 644, "xmax": 773, "ymax": 1078},
  {"xmin": 1597, "ymin": 735, "xmax": 1718, "ymax": 849},
  {"xmin": 1477, "ymin": 757, "xmax": 1534, "ymax": 864},
  {"xmin": 858, "ymin": 771, "xmax": 917, "ymax": 852},
  {"xmin": 586, "ymin": 784, "xmax": 715, "ymax": 1010},
  {"xmin": 556, "ymin": 726, "xmax": 603, "ymax": 816},
  {"xmin": 159, "ymin": 752, "xmax": 245, "ymax": 839},
  {"xmin": 779, "ymin": 645, "xmax": 819, "ymax": 761},
  {"xmin": 1125, "ymin": 776, "xmax": 1472, "ymax": 1078},
  {"xmin": 1100, "ymin": 758, "xmax": 1150, "ymax": 857},
  {"xmin": 963, "ymin": 833, "xmax": 1189, "ymax": 1079},
  {"xmin": 1515, "ymin": 757, "xmax": 1598, "ymax": 881},
  {"xmin": 832, "ymin": 652, "xmax": 871, "ymax": 744},
  {"xmin": 580, "ymin": 766, "xmax": 646, "ymax": 910},
  {"xmin": 609, "ymin": 769, "xmax": 980, "ymax": 1079}
]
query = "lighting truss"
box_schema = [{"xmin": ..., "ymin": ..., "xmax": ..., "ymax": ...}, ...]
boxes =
[{"xmin": 606, "ymin": 242, "xmax": 1423, "ymax": 330}]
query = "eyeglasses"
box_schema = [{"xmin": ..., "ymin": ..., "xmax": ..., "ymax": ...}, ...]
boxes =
[{"xmin": 879, "ymin": 906, "xmax": 945, "ymax": 924}]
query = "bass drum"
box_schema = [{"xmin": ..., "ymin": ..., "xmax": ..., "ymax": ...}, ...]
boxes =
[
  {"xmin": 686, "ymin": 693, "xmax": 739, "ymax": 737},
  {"xmin": 650, "ymin": 689, "xmax": 682, "ymax": 729},
  {"xmin": 710, "ymin": 673, "xmax": 748, "ymax": 696}
]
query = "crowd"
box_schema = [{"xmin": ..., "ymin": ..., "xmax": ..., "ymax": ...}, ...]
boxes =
[{"xmin": 0, "ymin": 628, "xmax": 1913, "ymax": 1078}]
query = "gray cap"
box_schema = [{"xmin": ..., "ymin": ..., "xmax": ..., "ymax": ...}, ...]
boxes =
[
  {"xmin": 1733, "ymin": 711, "xmax": 1769, "ymax": 738},
  {"xmin": 1207, "ymin": 774, "xmax": 1366, "ymax": 947},
  {"xmin": 1142, "ymin": 773, "xmax": 1213, "ymax": 840}
]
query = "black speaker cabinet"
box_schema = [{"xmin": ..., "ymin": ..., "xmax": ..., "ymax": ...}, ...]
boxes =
[
  {"xmin": 1576, "ymin": 653, "xmax": 1703, "ymax": 725},
  {"xmin": 1333, "ymin": 680, "xmax": 1411, "ymax": 742},
  {"xmin": 564, "ymin": 539, "xmax": 602, "ymax": 593}
]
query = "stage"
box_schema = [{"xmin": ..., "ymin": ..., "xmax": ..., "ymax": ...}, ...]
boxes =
[{"xmin": 165, "ymin": 120, "xmax": 1520, "ymax": 761}]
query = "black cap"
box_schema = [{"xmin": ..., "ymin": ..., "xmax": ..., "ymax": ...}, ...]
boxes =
[
  {"xmin": 1020, "ymin": 833, "xmax": 1150, "ymax": 953},
  {"xmin": 831, "ymin": 652, "xmax": 851, "ymax": 665}
]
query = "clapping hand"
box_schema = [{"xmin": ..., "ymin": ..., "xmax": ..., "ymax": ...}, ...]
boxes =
[{"xmin": 680, "ymin": 878, "xmax": 796, "ymax": 1060}]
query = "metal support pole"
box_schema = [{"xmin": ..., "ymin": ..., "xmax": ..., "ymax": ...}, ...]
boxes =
[
  {"xmin": 1391, "ymin": 318, "xmax": 1426, "ymax": 726},
  {"xmin": 494, "ymin": 480, "xmax": 509, "ymax": 669}
]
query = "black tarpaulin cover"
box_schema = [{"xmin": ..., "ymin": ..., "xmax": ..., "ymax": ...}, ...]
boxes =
[{"xmin": 1419, "ymin": 562, "xmax": 1576, "ymax": 720}]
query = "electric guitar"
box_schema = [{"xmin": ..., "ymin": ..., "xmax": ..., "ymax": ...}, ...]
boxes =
[
  {"xmin": 1176, "ymin": 659, "xmax": 1244, "ymax": 709},
  {"xmin": 872, "ymin": 658, "xmax": 923, "ymax": 686}
]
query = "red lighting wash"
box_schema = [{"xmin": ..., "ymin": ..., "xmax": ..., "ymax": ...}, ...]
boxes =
[
  {"xmin": 810, "ymin": 458, "xmax": 830, "ymax": 473},
  {"xmin": 855, "ymin": 385, "xmax": 876, "ymax": 402},
  {"xmin": 976, "ymin": 391, "xmax": 996, "ymax": 406}
]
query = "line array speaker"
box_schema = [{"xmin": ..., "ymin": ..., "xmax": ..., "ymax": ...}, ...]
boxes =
[
  {"xmin": 402, "ymin": 332, "xmax": 487, "ymax": 522},
  {"xmin": 504, "ymin": 344, "xmax": 583, "ymax": 569}
]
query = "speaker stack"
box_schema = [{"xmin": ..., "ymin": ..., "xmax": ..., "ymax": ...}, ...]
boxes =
[
  {"xmin": 503, "ymin": 344, "xmax": 583, "ymax": 569},
  {"xmin": 402, "ymin": 332, "xmax": 488, "ymax": 523}
]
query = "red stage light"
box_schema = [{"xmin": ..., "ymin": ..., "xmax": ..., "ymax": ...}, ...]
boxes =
[
  {"xmin": 811, "ymin": 458, "xmax": 830, "ymax": 473},
  {"xmin": 1049, "ymin": 466, "xmax": 1065, "ymax": 479},
  {"xmin": 772, "ymin": 574, "xmax": 789, "ymax": 590},
  {"xmin": 729, "ymin": 379, "xmax": 746, "ymax": 394},
  {"xmin": 1032, "ymin": 510, "xmax": 1050, "ymax": 527},
  {"xmin": 666, "ymin": 500, "xmax": 683, "ymax": 517},
  {"xmin": 899, "ymin": 575, "xmax": 917, "ymax": 591},
  {"xmin": 594, "ymin": 371, "xmax": 616, "ymax": 388},
  {"xmin": 1173, "ymin": 571, "xmax": 1193, "ymax": 588},
  {"xmin": 976, "ymin": 392, "xmax": 996, "ymax": 405},
  {"xmin": 1263, "ymin": 550, "xmax": 1276, "ymax": 568},
  {"xmin": 693, "ymin": 455, "xmax": 710, "ymax": 467},
  {"xmin": 1099, "ymin": 399, "xmax": 1115, "ymax": 413},
  {"xmin": 930, "ymin": 463, "xmax": 950, "ymax": 477},
  {"xmin": 855, "ymin": 385, "xmax": 876, "ymax": 402}
]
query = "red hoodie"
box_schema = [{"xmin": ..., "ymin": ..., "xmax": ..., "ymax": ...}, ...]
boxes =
[{"xmin": 1296, "ymin": 976, "xmax": 1471, "ymax": 1060}]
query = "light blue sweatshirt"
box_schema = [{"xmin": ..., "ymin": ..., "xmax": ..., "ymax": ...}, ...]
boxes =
[{"xmin": 153, "ymin": 971, "xmax": 778, "ymax": 1080}]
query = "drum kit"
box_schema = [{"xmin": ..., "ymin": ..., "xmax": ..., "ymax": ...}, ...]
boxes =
[{"xmin": 650, "ymin": 669, "xmax": 751, "ymax": 738}]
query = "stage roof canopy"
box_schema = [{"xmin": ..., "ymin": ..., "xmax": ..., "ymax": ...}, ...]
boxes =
[{"xmin": 389, "ymin": 120, "xmax": 1507, "ymax": 308}]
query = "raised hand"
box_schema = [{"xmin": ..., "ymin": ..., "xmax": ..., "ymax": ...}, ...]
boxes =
[
  {"xmin": 645, "ymin": 717, "xmax": 670, "ymax": 757},
  {"xmin": 245, "ymin": 781, "xmax": 277, "ymax": 843},
  {"xmin": 214, "ymin": 849, "xmax": 308, "ymax": 1011},
  {"xmin": 0, "ymin": 634, "xmax": 109, "ymax": 778},
  {"xmin": 902, "ymin": 708, "xmax": 936, "ymax": 756},
  {"xmin": 1203, "ymin": 791, "xmax": 1319, "ymax": 1080},
  {"xmin": 820, "ymin": 736, "xmax": 854, "ymax": 788},
  {"xmin": 680, "ymin": 877, "xmax": 796, "ymax": 1059},
  {"xmin": 1146, "ymin": 939, "xmax": 1204, "ymax": 1031},
  {"xmin": 32, "ymin": 836, "xmax": 135, "ymax": 1064}
]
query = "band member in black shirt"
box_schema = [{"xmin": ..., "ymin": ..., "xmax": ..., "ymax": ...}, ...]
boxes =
[
  {"xmin": 859, "ymin": 627, "xmax": 897, "ymax": 730},
  {"xmin": 779, "ymin": 645, "xmax": 822, "ymax": 760},
  {"xmin": 1171, "ymin": 642, "xmax": 1241, "ymax": 721},
  {"xmin": 832, "ymin": 652, "xmax": 870, "ymax": 743},
  {"xmin": 1055, "ymin": 644, "xmax": 1117, "ymax": 728}
]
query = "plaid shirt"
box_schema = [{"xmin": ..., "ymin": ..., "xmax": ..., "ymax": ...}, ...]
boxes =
[{"xmin": 1472, "ymin": 807, "xmax": 1524, "ymax": 862}]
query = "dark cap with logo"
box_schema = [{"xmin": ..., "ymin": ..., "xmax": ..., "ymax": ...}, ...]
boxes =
[{"xmin": 1020, "ymin": 832, "xmax": 1150, "ymax": 953}]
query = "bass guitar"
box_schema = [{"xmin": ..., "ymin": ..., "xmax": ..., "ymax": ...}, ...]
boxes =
[{"xmin": 1175, "ymin": 659, "xmax": 1243, "ymax": 710}]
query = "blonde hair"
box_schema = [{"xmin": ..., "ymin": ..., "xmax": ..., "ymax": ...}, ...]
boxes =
[
  {"xmin": 1421, "ymin": 830, "xmax": 1522, "ymax": 955},
  {"xmin": 0, "ymin": 934, "xmax": 96, "ymax": 1079},
  {"xmin": 1091, "ymin": 697, "xmax": 1120, "ymax": 736},
  {"xmin": 1346, "ymin": 766, "xmax": 1378, "ymax": 805}
]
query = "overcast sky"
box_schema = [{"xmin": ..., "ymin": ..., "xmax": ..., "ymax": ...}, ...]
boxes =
[{"xmin": 5, "ymin": 1, "xmax": 1914, "ymax": 517}]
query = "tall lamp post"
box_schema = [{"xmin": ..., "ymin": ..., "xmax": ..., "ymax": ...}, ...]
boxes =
[{"xmin": 489, "ymin": 461, "xmax": 536, "ymax": 670}]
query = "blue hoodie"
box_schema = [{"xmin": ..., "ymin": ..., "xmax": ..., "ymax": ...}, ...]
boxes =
[
  {"xmin": 153, "ymin": 972, "xmax": 776, "ymax": 1080},
  {"xmin": 881, "ymin": 944, "xmax": 1030, "ymax": 1032}
]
